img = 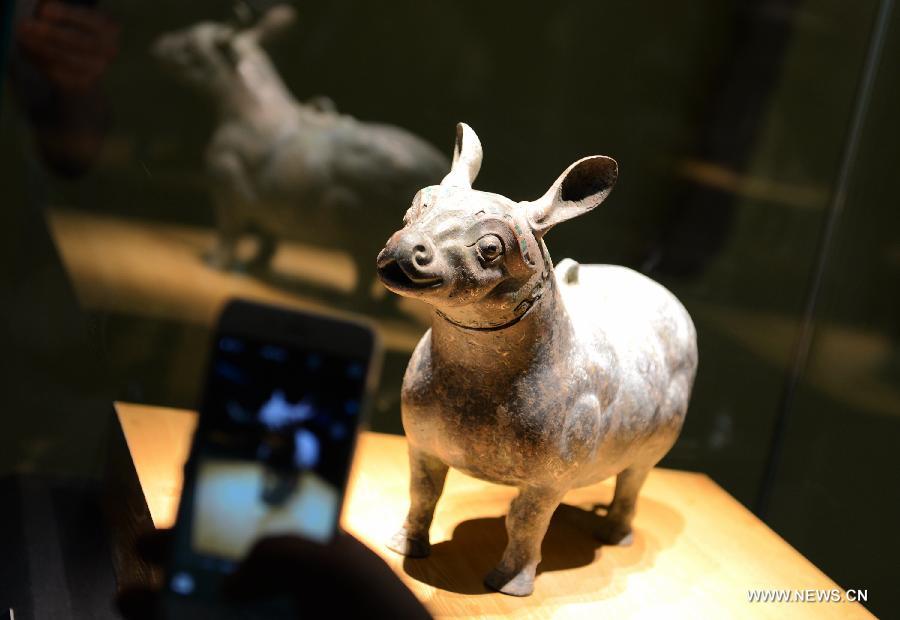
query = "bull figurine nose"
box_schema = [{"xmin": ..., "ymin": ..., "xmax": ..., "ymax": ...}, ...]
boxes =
[
  {"xmin": 411, "ymin": 241, "xmax": 434, "ymax": 268},
  {"xmin": 396, "ymin": 233, "xmax": 436, "ymax": 274},
  {"xmin": 377, "ymin": 232, "xmax": 442, "ymax": 290}
]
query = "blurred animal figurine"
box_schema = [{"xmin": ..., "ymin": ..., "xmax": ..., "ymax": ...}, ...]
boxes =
[
  {"xmin": 378, "ymin": 123, "xmax": 698, "ymax": 596},
  {"xmin": 153, "ymin": 5, "xmax": 448, "ymax": 299}
]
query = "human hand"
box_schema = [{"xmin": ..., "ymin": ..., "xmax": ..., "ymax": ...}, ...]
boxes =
[
  {"xmin": 117, "ymin": 528, "xmax": 430, "ymax": 619},
  {"xmin": 16, "ymin": 1, "xmax": 120, "ymax": 94}
]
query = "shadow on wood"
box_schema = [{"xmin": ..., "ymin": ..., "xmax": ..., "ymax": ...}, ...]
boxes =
[{"xmin": 402, "ymin": 498, "xmax": 684, "ymax": 596}]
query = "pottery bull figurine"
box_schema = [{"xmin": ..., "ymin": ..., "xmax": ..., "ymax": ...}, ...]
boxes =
[
  {"xmin": 377, "ymin": 123, "xmax": 698, "ymax": 596},
  {"xmin": 153, "ymin": 5, "xmax": 448, "ymax": 299}
]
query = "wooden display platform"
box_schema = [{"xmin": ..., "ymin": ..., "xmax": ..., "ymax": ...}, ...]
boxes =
[{"xmin": 116, "ymin": 402, "xmax": 873, "ymax": 619}]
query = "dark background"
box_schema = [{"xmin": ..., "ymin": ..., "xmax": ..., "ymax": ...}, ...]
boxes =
[{"xmin": 2, "ymin": 0, "xmax": 897, "ymax": 617}]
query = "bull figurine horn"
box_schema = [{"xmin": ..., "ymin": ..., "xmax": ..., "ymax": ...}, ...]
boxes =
[{"xmin": 441, "ymin": 122, "xmax": 483, "ymax": 189}]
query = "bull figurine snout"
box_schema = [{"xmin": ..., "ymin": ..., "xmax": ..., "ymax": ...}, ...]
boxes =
[
  {"xmin": 377, "ymin": 231, "xmax": 442, "ymax": 290},
  {"xmin": 379, "ymin": 123, "xmax": 698, "ymax": 596}
]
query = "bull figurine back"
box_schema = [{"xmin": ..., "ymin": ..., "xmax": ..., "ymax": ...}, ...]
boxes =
[{"xmin": 377, "ymin": 123, "xmax": 698, "ymax": 596}]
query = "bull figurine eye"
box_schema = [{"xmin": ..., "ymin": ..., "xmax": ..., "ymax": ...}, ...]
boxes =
[{"xmin": 476, "ymin": 234, "xmax": 504, "ymax": 263}]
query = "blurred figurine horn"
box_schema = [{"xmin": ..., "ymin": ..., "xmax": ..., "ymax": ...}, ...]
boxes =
[
  {"xmin": 441, "ymin": 122, "xmax": 483, "ymax": 188},
  {"xmin": 245, "ymin": 4, "xmax": 297, "ymax": 42}
]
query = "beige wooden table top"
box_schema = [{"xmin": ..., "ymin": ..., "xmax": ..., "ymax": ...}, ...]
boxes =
[{"xmin": 116, "ymin": 402, "xmax": 873, "ymax": 619}]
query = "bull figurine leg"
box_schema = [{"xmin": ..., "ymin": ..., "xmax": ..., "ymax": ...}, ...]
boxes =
[
  {"xmin": 388, "ymin": 449, "xmax": 448, "ymax": 558},
  {"xmin": 595, "ymin": 464, "xmax": 652, "ymax": 546},
  {"xmin": 206, "ymin": 192, "xmax": 242, "ymax": 270},
  {"xmin": 485, "ymin": 486, "xmax": 564, "ymax": 597},
  {"xmin": 205, "ymin": 152, "xmax": 254, "ymax": 270}
]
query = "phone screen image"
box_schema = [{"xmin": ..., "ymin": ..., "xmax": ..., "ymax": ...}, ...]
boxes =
[{"xmin": 167, "ymin": 322, "xmax": 373, "ymax": 599}]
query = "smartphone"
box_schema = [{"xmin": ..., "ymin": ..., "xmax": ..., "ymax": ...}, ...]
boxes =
[{"xmin": 163, "ymin": 300, "xmax": 381, "ymax": 617}]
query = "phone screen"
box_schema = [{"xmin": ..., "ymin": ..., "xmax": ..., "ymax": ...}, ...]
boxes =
[{"xmin": 167, "ymin": 323, "xmax": 373, "ymax": 599}]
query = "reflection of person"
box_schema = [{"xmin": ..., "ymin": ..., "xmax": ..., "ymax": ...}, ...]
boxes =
[
  {"xmin": 8, "ymin": 0, "xmax": 119, "ymax": 176},
  {"xmin": 118, "ymin": 529, "xmax": 432, "ymax": 619}
]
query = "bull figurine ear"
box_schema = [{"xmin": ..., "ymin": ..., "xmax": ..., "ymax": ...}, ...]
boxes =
[
  {"xmin": 526, "ymin": 155, "xmax": 618, "ymax": 237},
  {"xmin": 441, "ymin": 123, "xmax": 483, "ymax": 189}
]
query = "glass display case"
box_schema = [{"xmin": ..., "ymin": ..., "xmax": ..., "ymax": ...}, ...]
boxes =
[{"xmin": 1, "ymin": 0, "xmax": 896, "ymax": 617}]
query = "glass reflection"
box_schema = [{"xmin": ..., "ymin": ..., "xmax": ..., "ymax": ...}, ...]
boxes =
[{"xmin": 152, "ymin": 4, "xmax": 447, "ymax": 304}]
